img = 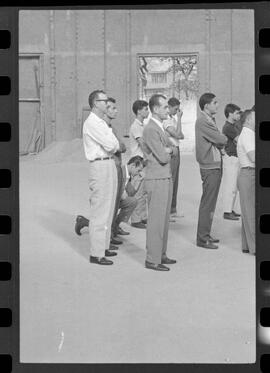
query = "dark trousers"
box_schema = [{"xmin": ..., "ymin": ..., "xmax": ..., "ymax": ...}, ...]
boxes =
[
  {"xmin": 196, "ymin": 168, "xmax": 222, "ymax": 243},
  {"xmin": 170, "ymin": 147, "xmax": 180, "ymax": 213},
  {"xmin": 111, "ymin": 165, "xmax": 123, "ymax": 236},
  {"xmin": 237, "ymin": 168, "xmax": 255, "ymax": 254}
]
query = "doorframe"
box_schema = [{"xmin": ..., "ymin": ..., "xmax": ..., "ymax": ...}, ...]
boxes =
[{"xmin": 19, "ymin": 53, "xmax": 45, "ymax": 150}]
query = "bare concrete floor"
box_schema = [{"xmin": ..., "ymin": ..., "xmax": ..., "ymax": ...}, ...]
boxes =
[{"xmin": 20, "ymin": 153, "xmax": 255, "ymax": 363}]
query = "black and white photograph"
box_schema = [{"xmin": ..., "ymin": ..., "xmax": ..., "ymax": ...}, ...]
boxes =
[{"xmin": 19, "ymin": 8, "xmax": 255, "ymax": 363}]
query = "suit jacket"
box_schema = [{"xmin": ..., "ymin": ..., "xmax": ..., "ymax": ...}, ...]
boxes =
[
  {"xmin": 142, "ymin": 119, "xmax": 172, "ymax": 180},
  {"xmin": 119, "ymin": 165, "xmax": 137, "ymax": 199}
]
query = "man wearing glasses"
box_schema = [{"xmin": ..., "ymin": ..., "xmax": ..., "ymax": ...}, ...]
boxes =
[{"xmin": 82, "ymin": 90, "xmax": 120, "ymax": 265}]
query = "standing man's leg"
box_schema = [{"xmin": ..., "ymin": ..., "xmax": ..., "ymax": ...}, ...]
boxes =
[
  {"xmin": 145, "ymin": 179, "xmax": 170, "ymax": 264},
  {"xmin": 111, "ymin": 165, "xmax": 122, "ymax": 237},
  {"xmin": 238, "ymin": 169, "xmax": 255, "ymax": 254},
  {"xmin": 171, "ymin": 147, "xmax": 180, "ymax": 214},
  {"xmin": 162, "ymin": 178, "xmax": 173, "ymax": 259},
  {"xmin": 196, "ymin": 169, "xmax": 222, "ymax": 245},
  {"xmin": 89, "ymin": 160, "xmax": 117, "ymax": 258}
]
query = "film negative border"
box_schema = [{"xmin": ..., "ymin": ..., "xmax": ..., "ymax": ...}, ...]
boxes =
[
  {"xmin": 0, "ymin": 3, "xmax": 270, "ymax": 373},
  {"xmin": 257, "ymin": 3, "xmax": 270, "ymax": 373},
  {"xmin": 0, "ymin": 7, "xmax": 17, "ymax": 373}
]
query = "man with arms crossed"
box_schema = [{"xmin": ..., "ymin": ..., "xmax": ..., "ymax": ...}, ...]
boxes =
[
  {"xmin": 143, "ymin": 94, "xmax": 177, "ymax": 271},
  {"xmin": 237, "ymin": 109, "xmax": 255, "ymax": 255},
  {"xmin": 83, "ymin": 90, "xmax": 119, "ymax": 265},
  {"xmin": 195, "ymin": 93, "xmax": 227, "ymax": 250},
  {"xmin": 222, "ymin": 103, "xmax": 242, "ymax": 221},
  {"xmin": 163, "ymin": 97, "xmax": 184, "ymax": 218}
]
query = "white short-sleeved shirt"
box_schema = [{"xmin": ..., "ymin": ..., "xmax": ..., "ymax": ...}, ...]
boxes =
[
  {"xmin": 163, "ymin": 115, "xmax": 180, "ymax": 147},
  {"xmin": 237, "ymin": 127, "xmax": 255, "ymax": 168},
  {"xmin": 83, "ymin": 111, "xmax": 119, "ymax": 161},
  {"xmin": 129, "ymin": 118, "xmax": 145, "ymax": 158}
]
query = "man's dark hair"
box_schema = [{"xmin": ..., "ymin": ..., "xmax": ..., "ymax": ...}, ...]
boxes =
[
  {"xmin": 149, "ymin": 94, "xmax": 166, "ymax": 113},
  {"xmin": 168, "ymin": 97, "xmax": 180, "ymax": 107},
  {"xmin": 240, "ymin": 109, "xmax": 253, "ymax": 126},
  {"xmin": 224, "ymin": 103, "xmax": 241, "ymax": 118},
  {"xmin": 127, "ymin": 155, "xmax": 144, "ymax": 167},
  {"xmin": 88, "ymin": 89, "xmax": 106, "ymax": 109},
  {"xmin": 108, "ymin": 97, "xmax": 116, "ymax": 104},
  {"xmin": 132, "ymin": 100, "xmax": 148, "ymax": 115},
  {"xmin": 199, "ymin": 93, "xmax": 216, "ymax": 111}
]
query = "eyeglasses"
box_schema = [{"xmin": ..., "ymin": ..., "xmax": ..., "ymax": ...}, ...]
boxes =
[{"xmin": 95, "ymin": 99, "xmax": 109, "ymax": 103}]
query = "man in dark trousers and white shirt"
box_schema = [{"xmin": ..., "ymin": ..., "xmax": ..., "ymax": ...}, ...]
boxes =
[
  {"xmin": 222, "ymin": 103, "xmax": 242, "ymax": 221},
  {"xmin": 83, "ymin": 90, "xmax": 119, "ymax": 265},
  {"xmin": 195, "ymin": 93, "xmax": 227, "ymax": 250},
  {"xmin": 163, "ymin": 97, "xmax": 184, "ymax": 219},
  {"xmin": 143, "ymin": 94, "xmax": 177, "ymax": 271},
  {"xmin": 237, "ymin": 109, "xmax": 255, "ymax": 255}
]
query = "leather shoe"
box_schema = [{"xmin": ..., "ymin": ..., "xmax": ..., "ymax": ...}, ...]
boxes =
[
  {"xmin": 197, "ymin": 241, "xmax": 218, "ymax": 249},
  {"xmin": 105, "ymin": 249, "xmax": 117, "ymax": 257},
  {"xmin": 141, "ymin": 219, "xmax": 147, "ymax": 225},
  {"xmin": 145, "ymin": 261, "xmax": 170, "ymax": 271},
  {"xmin": 90, "ymin": 256, "xmax": 113, "ymax": 265},
  {"xmin": 109, "ymin": 244, "xmax": 118, "ymax": 251},
  {"xmin": 232, "ymin": 210, "xmax": 241, "ymax": 217},
  {"xmin": 75, "ymin": 215, "xmax": 89, "ymax": 235},
  {"xmin": 116, "ymin": 227, "xmax": 130, "ymax": 235},
  {"xmin": 161, "ymin": 256, "xmax": 177, "ymax": 264},
  {"xmin": 242, "ymin": 249, "xmax": 249, "ymax": 253},
  {"xmin": 111, "ymin": 237, "xmax": 123, "ymax": 245},
  {"xmin": 223, "ymin": 212, "xmax": 239, "ymax": 221},
  {"xmin": 209, "ymin": 235, "xmax": 220, "ymax": 243},
  {"xmin": 131, "ymin": 222, "xmax": 146, "ymax": 229}
]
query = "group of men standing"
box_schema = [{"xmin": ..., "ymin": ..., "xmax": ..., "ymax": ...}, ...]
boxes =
[
  {"xmin": 195, "ymin": 93, "xmax": 255, "ymax": 255},
  {"xmin": 77, "ymin": 88, "xmax": 255, "ymax": 270}
]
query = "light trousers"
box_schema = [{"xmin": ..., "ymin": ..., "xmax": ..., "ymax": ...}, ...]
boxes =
[
  {"xmin": 144, "ymin": 178, "xmax": 173, "ymax": 264},
  {"xmin": 237, "ymin": 168, "xmax": 255, "ymax": 254},
  {"xmin": 222, "ymin": 154, "xmax": 240, "ymax": 213},
  {"xmin": 88, "ymin": 159, "xmax": 117, "ymax": 257}
]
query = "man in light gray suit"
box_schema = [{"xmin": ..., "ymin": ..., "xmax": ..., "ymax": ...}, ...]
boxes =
[{"xmin": 142, "ymin": 94, "xmax": 177, "ymax": 271}]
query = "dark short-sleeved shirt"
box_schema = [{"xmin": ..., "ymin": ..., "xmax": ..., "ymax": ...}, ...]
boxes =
[{"xmin": 222, "ymin": 120, "xmax": 242, "ymax": 157}]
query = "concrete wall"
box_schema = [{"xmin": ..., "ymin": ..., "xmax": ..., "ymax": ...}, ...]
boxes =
[{"xmin": 19, "ymin": 9, "xmax": 254, "ymax": 149}]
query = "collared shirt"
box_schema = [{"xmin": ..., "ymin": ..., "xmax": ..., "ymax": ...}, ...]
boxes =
[
  {"xmin": 222, "ymin": 120, "xmax": 241, "ymax": 157},
  {"xmin": 83, "ymin": 111, "xmax": 119, "ymax": 161},
  {"xmin": 163, "ymin": 114, "xmax": 180, "ymax": 147},
  {"xmin": 151, "ymin": 117, "xmax": 165, "ymax": 132},
  {"xmin": 129, "ymin": 118, "xmax": 145, "ymax": 158},
  {"xmin": 237, "ymin": 127, "xmax": 255, "ymax": 168}
]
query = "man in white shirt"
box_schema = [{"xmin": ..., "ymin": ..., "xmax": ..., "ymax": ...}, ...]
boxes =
[
  {"xmin": 163, "ymin": 97, "xmax": 184, "ymax": 218},
  {"xmin": 129, "ymin": 100, "xmax": 149, "ymax": 228},
  {"xmin": 83, "ymin": 90, "xmax": 119, "ymax": 265},
  {"xmin": 237, "ymin": 109, "xmax": 255, "ymax": 255}
]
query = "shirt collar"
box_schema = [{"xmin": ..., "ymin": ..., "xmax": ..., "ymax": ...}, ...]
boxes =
[
  {"xmin": 151, "ymin": 117, "xmax": 164, "ymax": 131},
  {"xmin": 135, "ymin": 118, "xmax": 144, "ymax": 126},
  {"xmin": 202, "ymin": 111, "xmax": 216, "ymax": 125}
]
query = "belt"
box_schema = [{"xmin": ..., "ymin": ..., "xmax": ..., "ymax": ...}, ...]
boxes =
[
  {"xmin": 89, "ymin": 156, "xmax": 113, "ymax": 162},
  {"xmin": 241, "ymin": 166, "xmax": 255, "ymax": 170}
]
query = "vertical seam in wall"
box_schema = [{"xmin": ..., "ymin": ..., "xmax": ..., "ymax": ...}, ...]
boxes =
[
  {"xmin": 127, "ymin": 10, "xmax": 132, "ymax": 136},
  {"xmin": 230, "ymin": 9, "xmax": 233, "ymax": 102},
  {"xmin": 208, "ymin": 10, "xmax": 211, "ymax": 92},
  {"xmin": 74, "ymin": 10, "xmax": 78, "ymax": 137},
  {"xmin": 103, "ymin": 10, "xmax": 106, "ymax": 91},
  {"xmin": 49, "ymin": 10, "xmax": 56, "ymax": 142}
]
